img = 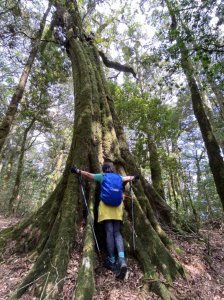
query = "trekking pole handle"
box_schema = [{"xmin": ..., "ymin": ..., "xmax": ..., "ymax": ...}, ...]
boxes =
[
  {"xmin": 71, "ymin": 166, "xmax": 81, "ymax": 175},
  {"xmin": 133, "ymin": 175, "xmax": 139, "ymax": 181}
]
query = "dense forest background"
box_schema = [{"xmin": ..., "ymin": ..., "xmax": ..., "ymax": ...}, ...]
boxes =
[{"xmin": 0, "ymin": 0, "xmax": 223, "ymax": 299}]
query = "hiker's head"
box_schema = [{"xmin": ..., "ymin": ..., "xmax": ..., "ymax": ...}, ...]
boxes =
[{"xmin": 102, "ymin": 160, "xmax": 114, "ymax": 173}]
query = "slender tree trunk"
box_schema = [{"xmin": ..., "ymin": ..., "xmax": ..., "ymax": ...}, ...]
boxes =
[
  {"xmin": 171, "ymin": 141, "xmax": 188, "ymax": 211},
  {"xmin": 182, "ymin": 178, "xmax": 190, "ymax": 213},
  {"xmin": 0, "ymin": 152, "xmax": 15, "ymax": 188},
  {"xmin": 195, "ymin": 149, "xmax": 204, "ymax": 203},
  {"xmin": 184, "ymin": 171, "xmax": 199, "ymax": 230},
  {"xmin": 166, "ymin": 182, "xmax": 172, "ymax": 206},
  {"xmin": 187, "ymin": 188, "xmax": 200, "ymax": 231},
  {"xmin": 209, "ymin": 81, "xmax": 224, "ymax": 119},
  {"xmin": 180, "ymin": 49, "xmax": 224, "ymax": 210},
  {"xmin": 165, "ymin": 0, "xmax": 224, "ymax": 210},
  {"xmin": 179, "ymin": 16, "xmax": 224, "ymax": 120},
  {"xmin": 195, "ymin": 74, "xmax": 213, "ymax": 119},
  {"xmin": 0, "ymin": 4, "xmax": 51, "ymax": 155},
  {"xmin": 8, "ymin": 119, "xmax": 35, "ymax": 214},
  {"xmin": 203, "ymin": 184, "xmax": 213, "ymax": 219},
  {"xmin": 0, "ymin": 2, "xmax": 183, "ymax": 300},
  {"xmin": 175, "ymin": 176, "xmax": 186, "ymax": 211},
  {"xmin": 170, "ymin": 170, "xmax": 179, "ymax": 210},
  {"xmin": 164, "ymin": 140, "xmax": 182, "ymax": 212},
  {"xmin": 0, "ymin": 150, "xmax": 17, "ymax": 211},
  {"xmin": 147, "ymin": 134, "xmax": 166, "ymax": 200}
]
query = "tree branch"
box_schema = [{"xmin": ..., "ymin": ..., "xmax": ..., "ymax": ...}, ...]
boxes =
[
  {"xmin": 193, "ymin": 45, "xmax": 224, "ymax": 54},
  {"xmin": 98, "ymin": 50, "xmax": 136, "ymax": 78}
]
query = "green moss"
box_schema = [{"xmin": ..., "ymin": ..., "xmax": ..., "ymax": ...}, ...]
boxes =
[
  {"xmin": 175, "ymin": 246, "xmax": 185, "ymax": 255},
  {"xmin": 73, "ymin": 188, "xmax": 95, "ymax": 300}
]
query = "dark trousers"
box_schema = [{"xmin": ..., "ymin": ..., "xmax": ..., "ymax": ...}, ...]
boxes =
[{"xmin": 104, "ymin": 220, "xmax": 124, "ymax": 257}]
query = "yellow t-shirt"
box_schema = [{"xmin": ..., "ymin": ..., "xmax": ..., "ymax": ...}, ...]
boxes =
[{"xmin": 94, "ymin": 173, "xmax": 124, "ymax": 223}]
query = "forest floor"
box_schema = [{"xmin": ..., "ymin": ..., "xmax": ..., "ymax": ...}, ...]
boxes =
[{"xmin": 0, "ymin": 214, "xmax": 223, "ymax": 300}]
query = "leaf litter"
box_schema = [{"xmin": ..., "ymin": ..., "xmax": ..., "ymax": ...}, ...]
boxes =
[{"xmin": 0, "ymin": 214, "xmax": 223, "ymax": 299}]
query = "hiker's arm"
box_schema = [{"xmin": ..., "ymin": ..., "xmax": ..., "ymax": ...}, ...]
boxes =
[
  {"xmin": 80, "ymin": 170, "xmax": 94, "ymax": 181},
  {"xmin": 71, "ymin": 166, "xmax": 94, "ymax": 181},
  {"xmin": 122, "ymin": 175, "xmax": 139, "ymax": 183}
]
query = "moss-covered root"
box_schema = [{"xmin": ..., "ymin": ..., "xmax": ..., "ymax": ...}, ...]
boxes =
[
  {"xmin": 123, "ymin": 223, "xmax": 170, "ymax": 300},
  {"xmin": 141, "ymin": 281, "xmax": 179, "ymax": 300},
  {"xmin": 8, "ymin": 177, "xmax": 78, "ymax": 300},
  {"xmin": 139, "ymin": 249, "xmax": 176, "ymax": 300},
  {"xmin": 0, "ymin": 227, "xmax": 15, "ymax": 255},
  {"xmin": 135, "ymin": 201, "xmax": 184, "ymax": 280},
  {"xmin": 137, "ymin": 242, "xmax": 172, "ymax": 299},
  {"xmin": 73, "ymin": 196, "xmax": 96, "ymax": 300}
]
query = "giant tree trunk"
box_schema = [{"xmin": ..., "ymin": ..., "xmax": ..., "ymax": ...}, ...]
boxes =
[
  {"xmin": 0, "ymin": 4, "xmax": 51, "ymax": 155},
  {"xmin": 0, "ymin": 2, "xmax": 183, "ymax": 299}
]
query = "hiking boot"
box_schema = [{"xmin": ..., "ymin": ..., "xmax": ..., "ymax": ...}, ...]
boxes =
[
  {"xmin": 115, "ymin": 257, "xmax": 127, "ymax": 279},
  {"xmin": 103, "ymin": 256, "xmax": 116, "ymax": 272}
]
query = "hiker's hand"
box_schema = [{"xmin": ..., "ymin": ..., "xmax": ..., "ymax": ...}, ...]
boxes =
[
  {"xmin": 134, "ymin": 175, "xmax": 139, "ymax": 181},
  {"xmin": 71, "ymin": 166, "xmax": 81, "ymax": 174}
]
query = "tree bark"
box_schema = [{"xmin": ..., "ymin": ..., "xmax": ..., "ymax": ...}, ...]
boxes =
[
  {"xmin": 209, "ymin": 81, "xmax": 224, "ymax": 120},
  {"xmin": 1, "ymin": 2, "xmax": 183, "ymax": 299},
  {"xmin": 0, "ymin": 4, "xmax": 51, "ymax": 155},
  {"xmin": 147, "ymin": 134, "xmax": 166, "ymax": 200}
]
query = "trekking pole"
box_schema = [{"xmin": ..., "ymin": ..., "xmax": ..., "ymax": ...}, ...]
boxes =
[
  {"xmin": 130, "ymin": 180, "xmax": 136, "ymax": 252},
  {"xmin": 77, "ymin": 175, "xmax": 100, "ymax": 254}
]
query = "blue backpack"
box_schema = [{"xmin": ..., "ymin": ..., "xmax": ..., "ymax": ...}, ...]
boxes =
[{"xmin": 101, "ymin": 173, "xmax": 123, "ymax": 206}]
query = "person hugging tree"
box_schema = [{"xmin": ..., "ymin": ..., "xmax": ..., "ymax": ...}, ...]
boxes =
[{"xmin": 71, "ymin": 160, "xmax": 139, "ymax": 279}]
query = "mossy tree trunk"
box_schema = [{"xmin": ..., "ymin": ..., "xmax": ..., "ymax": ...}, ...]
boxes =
[
  {"xmin": 147, "ymin": 134, "xmax": 166, "ymax": 200},
  {"xmin": 0, "ymin": 1, "xmax": 183, "ymax": 299}
]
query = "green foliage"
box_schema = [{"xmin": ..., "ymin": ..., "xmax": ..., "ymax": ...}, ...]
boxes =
[{"xmin": 110, "ymin": 80, "xmax": 180, "ymax": 141}]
